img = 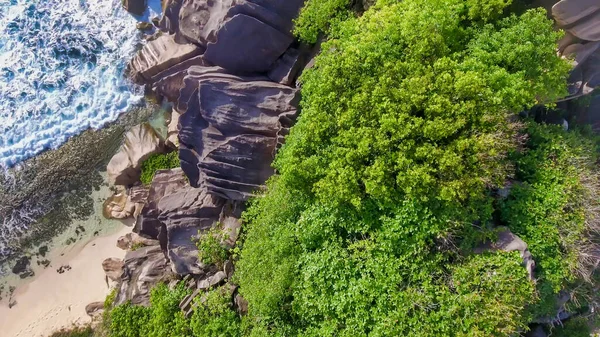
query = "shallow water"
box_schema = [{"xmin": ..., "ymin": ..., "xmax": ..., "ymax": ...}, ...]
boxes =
[{"xmin": 0, "ymin": 0, "xmax": 150, "ymax": 167}]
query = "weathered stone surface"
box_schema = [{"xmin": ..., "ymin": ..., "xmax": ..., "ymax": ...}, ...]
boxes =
[
  {"xmin": 117, "ymin": 232, "xmax": 160, "ymax": 250},
  {"xmin": 122, "ymin": 0, "xmax": 148, "ymax": 15},
  {"xmin": 151, "ymin": 55, "xmax": 212, "ymax": 101},
  {"xmin": 85, "ymin": 301, "xmax": 105, "ymax": 317},
  {"xmin": 268, "ymin": 47, "xmax": 303, "ymax": 86},
  {"xmin": 563, "ymin": 40, "xmax": 600, "ymax": 96},
  {"xmin": 103, "ymin": 190, "xmax": 136, "ymax": 220},
  {"xmin": 159, "ymin": 0, "xmax": 184, "ymax": 34},
  {"xmin": 157, "ymin": 186, "xmax": 225, "ymax": 274},
  {"xmin": 135, "ymin": 169, "xmax": 188, "ymax": 240},
  {"xmin": 197, "ymin": 271, "xmax": 227, "ymax": 289},
  {"xmin": 178, "ymin": 68, "xmax": 299, "ymax": 200},
  {"xmin": 102, "ymin": 258, "xmax": 125, "ymax": 282},
  {"xmin": 204, "ymin": 14, "xmax": 293, "ymax": 73},
  {"xmin": 115, "ymin": 246, "xmax": 172, "ymax": 306},
  {"xmin": 474, "ymin": 227, "xmax": 536, "ymax": 280},
  {"xmin": 166, "ymin": 109, "xmax": 181, "ymax": 148},
  {"xmin": 107, "ymin": 124, "xmax": 164, "ymax": 187},
  {"xmin": 234, "ymin": 294, "xmax": 248, "ymax": 315},
  {"xmin": 128, "ymin": 34, "xmax": 202, "ymax": 84},
  {"xmin": 553, "ymin": 0, "xmax": 600, "ymax": 41}
]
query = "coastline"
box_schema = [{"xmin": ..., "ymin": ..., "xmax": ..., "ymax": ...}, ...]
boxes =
[{"xmin": 0, "ymin": 225, "xmax": 130, "ymax": 337}]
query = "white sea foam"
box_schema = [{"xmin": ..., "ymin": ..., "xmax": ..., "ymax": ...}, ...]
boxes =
[{"xmin": 0, "ymin": 0, "xmax": 156, "ymax": 167}]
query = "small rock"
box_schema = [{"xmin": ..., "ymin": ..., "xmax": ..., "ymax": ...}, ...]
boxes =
[
  {"xmin": 137, "ymin": 22, "xmax": 153, "ymax": 31},
  {"xmin": 85, "ymin": 301, "xmax": 105, "ymax": 317},
  {"xmin": 121, "ymin": 0, "xmax": 147, "ymax": 16},
  {"xmin": 197, "ymin": 271, "xmax": 227, "ymax": 290},
  {"xmin": 235, "ymin": 294, "xmax": 248, "ymax": 315}
]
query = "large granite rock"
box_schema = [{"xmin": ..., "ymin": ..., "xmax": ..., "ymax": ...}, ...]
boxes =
[
  {"xmin": 157, "ymin": 186, "xmax": 225, "ymax": 274},
  {"xmin": 117, "ymin": 232, "xmax": 160, "ymax": 250},
  {"xmin": 107, "ymin": 124, "xmax": 164, "ymax": 187},
  {"xmin": 122, "ymin": 0, "xmax": 148, "ymax": 15},
  {"xmin": 553, "ymin": 0, "xmax": 600, "ymax": 41},
  {"xmin": 551, "ymin": 0, "xmax": 600, "ymax": 97},
  {"xmin": 474, "ymin": 227, "xmax": 536, "ymax": 280},
  {"xmin": 128, "ymin": 34, "xmax": 202, "ymax": 84},
  {"xmin": 135, "ymin": 169, "xmax": 188, "ymax": 240},
  {"xmin": 166, "ymin": 109, "xmax": 181, "ymax": 148},
  {"xmin": 115, "ymin": 245, "xmax": 172, "ymax": 306},
  {"xmin": 102, "ymin": 258, "xmax": 125, "ymax": 282},
  {"xmin": 178, "ymin": 68, "xmax": 299, "ymax": 200}
]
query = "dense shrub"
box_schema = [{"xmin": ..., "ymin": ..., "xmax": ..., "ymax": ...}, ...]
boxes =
[
  {"xmin": 293, "ymin": 0, "xmax": 352, "ymax": 43},
  {"xmin": 140, "ymin": 151, "xmax": 181, "ymax": 185},
  {"xmin": 189, "ymin": 288, "xmax": 241, "ymax": 337},
  {"xmin": 501, "ymin": 122, "xmax": 599, "ymax": 316},
  {"xmin": 236, "ymin": 0, "xmax": 572, "ymax": 335},
  {"xmin": 197, "ymin": 226, "xmax": 230, "ymax": 266}
]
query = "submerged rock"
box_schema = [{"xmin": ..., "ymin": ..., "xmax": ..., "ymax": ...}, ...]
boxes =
[{"xmin": 107, "ymin": 123, "xmax": 164, "ymax": 187}]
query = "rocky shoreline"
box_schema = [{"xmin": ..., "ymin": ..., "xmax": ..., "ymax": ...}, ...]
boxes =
[{"xmin": 97, "ymin": 0, "xmax": 312, "ymax": 311}]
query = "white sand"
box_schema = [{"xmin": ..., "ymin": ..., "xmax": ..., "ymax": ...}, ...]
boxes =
[{"xmin": 0, "ymin": 225, "xmax": 131, "ymax": 337}]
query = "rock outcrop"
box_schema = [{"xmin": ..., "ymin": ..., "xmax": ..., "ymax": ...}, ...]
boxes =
[
  {"xmin": 552, "ymin": 0, "xmax": 600, "ymax": 96},
  {"xmin": 178, "ymin": 69, "xmax": 299, "ymax": 200},
  {"xmin": 117, "ymin": 232, "xmax": 160, "ymax": 250},
  {"xmin": 107, "ymin": 124, "xmax": 164, "ymax": 187},
  {"xmin": 128, "ymin": 34, "xmax": 203, "ymax": 84},
  {"xmin": 102, "ymin": 258, "xmax": 125, "ymax": 282},
  {"xmin": 115, "ymin": 245, "xmax": 172, "ymax": 306},
  {"xmin": 122, "ymin": 0, "xmax": 148, "ymax": 16},
  {"xmin": 85, "ymin": 302, "xmax": 105, "ymax": 318},
  {"xmin": 103, "ymin": 189, "xmax": 136, "ymax": 219},
  {"xmin": 135, "ymin": 169, "xmax": 188, "ymax": 240}
]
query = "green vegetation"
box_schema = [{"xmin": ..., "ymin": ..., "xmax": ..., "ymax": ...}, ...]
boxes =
[
  {"xmin": 102, "ymin": 283, "xmax": 240, "ymax": 337},
  {"xmin": 92, "ymin": 1, "xmax": 600, "ymax": 336},
  {"xmin": 293, "ymin": 0, "xmax": 353, "ymax": 43},
  {"xmin": 140, "ymin": 151, "xmax": 181, "ymax": 185},
  {"xmin": 49, "ymin": 326, "xmax": 94, "ymax": 337},
  {"xmin": 234, "ymin": 0, "xmax": 596, "ymax": 335},
  {"xmin": 197, "ymin": 225, "xmax": 230, "ymax": 266},
  {"xmin": 551, "ymin": 317, "xmax": 593, "ymax": 337}
]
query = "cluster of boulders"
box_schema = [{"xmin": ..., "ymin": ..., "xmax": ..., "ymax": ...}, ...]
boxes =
[{"xmin": 100, "ymin": 0, "xmax": 310, "ymax": 307}]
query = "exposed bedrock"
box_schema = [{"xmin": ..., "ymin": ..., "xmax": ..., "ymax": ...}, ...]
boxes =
[
  {"xmin": 122, "ymin": 0, "xmax": 148, "ymax": 16},
  {"xmin": 107, "ymin": 123, "xmax": 165, "ymax": 187},
  {"xmin": 114, "ymin": 245, "xmax": 172, "ymax": 306},
  {"xmin": 551, "ymin": 0, "xmax": 600, "ymax": 96},
  {"xmin": 178, "ymin": 69, "xmax": 299, "ymax": 200}
]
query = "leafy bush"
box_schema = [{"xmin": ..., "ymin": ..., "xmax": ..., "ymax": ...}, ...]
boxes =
[
  {"xmin": 105, "ymin": 283, "xmax": 189, "ymax": 337},
  {"xmin": 236, "ymin": 0, "xmax": 571, "ymax": 335},
  {"xmin": 189, "ymin": 287, "xmax": 241, "ymax": 337},
  {"xmin": 550, "ymin": 317, "xmax": 593, "ymax": 337},
  {"xmin": 293, "ymin": 0, "xmax": 353, "ymax": 43},
  {"xmin": 140, "ymin": 151, "xmax": 181, "ymax": 185},
  {"xmin": 197, "ymin": 225, "xmax": 230, "ymax": 266},
  {"xmin": 500, "ymin": 122, "xmax": 599, "ymax": 316}
]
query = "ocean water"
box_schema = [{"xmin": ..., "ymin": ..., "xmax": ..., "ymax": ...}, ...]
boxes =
[
  {"xmin": 0, "ymin": 0, "xmax": 149, "ymax": 168},
  {"xmin": 0, "ymin": 0, "xmax": 162, "ymax": 266}
]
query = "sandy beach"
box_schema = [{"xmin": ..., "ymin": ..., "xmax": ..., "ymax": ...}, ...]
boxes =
[{"xmin": 0, "ymin": 225, "xmax": 130, "ymax": 337}]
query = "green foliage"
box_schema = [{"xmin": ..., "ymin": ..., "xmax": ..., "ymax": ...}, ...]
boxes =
[
  {"xmin": 105, "ymin": 283, "xmax": 189, "ymax": 337},
  {"xmin": 140, "ymin": 151, "xmax": 181, "ymax": 185},
  {"xmin": 551, "ymin": 317, "xmax": 593, "ymax": 337},
  {"xmin": 500, "ymin": 122, "xmax": 599, "ymax": 316},
  {"xmin": 197, "ymin": 225, "xmax": 230, "ymax": 266},
  {"xmin": 466, "ymin": 0, "xmax": 513, "ymax": 22},
  {"xmin": 293, "ymin": 0, "xmax": 352, "ymax": 43},
  {"xmin": 237, "ymin": 0, "xmax": 572, "ymax": 335},
  {"xmin": 189, "ymin": 288, "xmax": 241, "ymax": 336},
  {"xmin": 49, "ymin": 326, "xmax": 94, "ymax": 337}
]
